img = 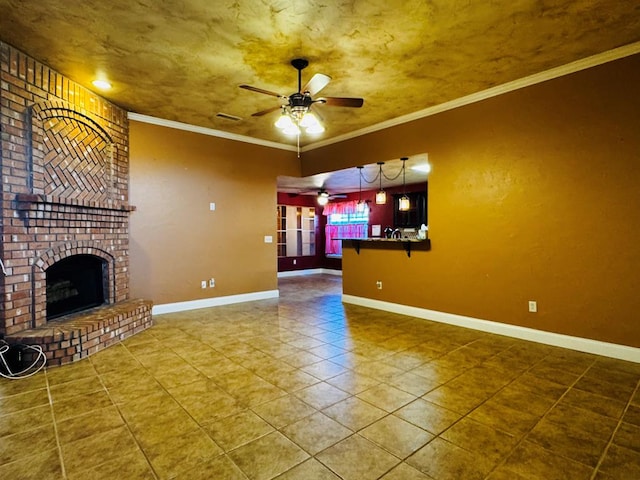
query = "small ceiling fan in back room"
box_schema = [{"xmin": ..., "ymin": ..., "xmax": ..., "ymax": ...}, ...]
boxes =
[{"xmin": 240, "ymin": 58, "xmax": 364, "ymax": 142}]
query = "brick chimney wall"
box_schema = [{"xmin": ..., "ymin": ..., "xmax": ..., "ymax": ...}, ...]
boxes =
[{"xmin": 0, "ymin": 41, "xmax": 134, "ymax": 337}]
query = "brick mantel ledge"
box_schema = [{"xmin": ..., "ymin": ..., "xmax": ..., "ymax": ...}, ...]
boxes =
[{"xmin": 15, "ymin": 193, "xmax": 136, "ymax": 212}]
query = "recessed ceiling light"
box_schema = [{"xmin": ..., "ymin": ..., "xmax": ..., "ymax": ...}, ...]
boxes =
[
  {"xmin": 92, "ymin": 79, "xmax": 112, "ymax": 90},
  {"xmin": 411, "ymin": 164, "xmax": 432, "ymax": 174}
]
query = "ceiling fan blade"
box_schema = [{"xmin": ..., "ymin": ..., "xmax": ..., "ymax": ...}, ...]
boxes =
[
  {"xmin": 303, "ymin": 73, "xmax": 331, "ymax": 96},
  {"xmin": 319, "ymin": 97, "xmax": 364, "ymax": 108},
  {"xmin": 252, "ymin": 105, "xmax": 282, "ymax": 117},
  {"xmin": 239, "ymin": 84, "xmax": 285, "ymax": 98}
]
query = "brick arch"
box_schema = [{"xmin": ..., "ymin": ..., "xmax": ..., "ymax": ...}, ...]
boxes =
[
  {"xmin": 31, "ymin": 242, "xmax": 116, "ymax": 328},
  {"xmin": 28, "ymin": 100, "xmax": 115, "ymax": 202}
]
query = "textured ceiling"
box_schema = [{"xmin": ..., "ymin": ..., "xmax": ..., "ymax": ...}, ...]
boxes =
[
  {"xmin": 1, "ymin": 0, "xmax": 639, "ymax": 152},
  {"xmin": 1, "ymin": 1, "xmax": 639, "ymax": 196}
]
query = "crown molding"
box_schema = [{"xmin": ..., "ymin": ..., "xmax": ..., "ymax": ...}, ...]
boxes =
[
  {"xmin": 302, "ymin": 41, "xmax": 640, "ymax": 152},
  {"xmin": 127, "ymin": 113, "xmax": 297, "ymax": 152}
]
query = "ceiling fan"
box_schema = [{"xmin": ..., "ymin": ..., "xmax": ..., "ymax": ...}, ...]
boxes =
[{"xmin": 240, "ymin": 58, "xmax": 364, "ymax": 134}]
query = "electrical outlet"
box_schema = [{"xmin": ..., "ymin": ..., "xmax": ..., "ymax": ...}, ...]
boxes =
[
  {"xmin": 376, "ymin": 280, "xmax": 383, "ymax": 290},
  {"xmin": 528, "ymin": 300, "xmax": 537, "ymax": 313},
  {"xmin": 209, "ymin": 278, "xmax": 215, "ymax": 288},
  {"xmin": 293, "ymin": 259, "xmax": 297, "ymax": 265},
  {"xmin": 201, "ymin": 280, "xmax": 207, "ymax": 289}
]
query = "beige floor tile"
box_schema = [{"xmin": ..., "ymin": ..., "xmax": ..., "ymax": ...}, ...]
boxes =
[
  {"xmin": 441, "ymin": 417, "xmax": 517, "ymax": 464},
  {"xmin": 204, "ymin": 409, "xmax": 274, "ymax": 451},
  {"xmin": 544, "ymin": 402, "xmax": 618, "ymax": 440},
  {"xmin": 380, "ymin": 462, "xmax": 436, "ymax": 479},
  {"xmin": 153, "ymin": 363, "xmax": 207, "ymax": 389},
  {"xmin": 395, "ymin": 398, "xmax": 461, "ymax": 435},
  {"xmin": 527, "ymin": 418, "xmax": 609, "ymax": 467},
  {"xmin": 387, "ymin": 371, "xmax": 441, "ymax": 396},
  {"xmin": 0, "ymin": 404, "xmax": 52, "ymax": 437},
  {"xmin": 322, "ymin": 396, "xmax": 387, "ymax": 431},
  {"xmin": 61, "ymin": 425, "xmax": 140, "ymax": 477},
  {"xmin": 173, "ymin": 454, "xmax": 248, "ymax": 480},
  {"xmin": 126, "ymin": 407, "xmax": 200, "ymax": 450},
  {"xmin": 293, "ymin": 381, "xmax": 351, "ymax": 409},
  {"xmin": 325, "ymin": 371, "xmax": 381, "ymax": 395},
  {"xmin": 316, "ymin": 434, "xmax": 400, "ymax": 480},
  {"xmin": 56, "ymin": 405, "xmax": 125, "ymax": 445},
  {"xmin": 0, "ymin": 388, "xmax": 49, "ymax": 415},
  {"xmin": 597, "ymin": 443, "xmax": 640, "ymax": 479},
  {"xmin": 300, "ymin": 359, "xmax": 347, "ymax": 381},
  {"xmin": 356, "ymin": 383, "xmax": 416, "ymax": 412},
  {"xmin": 228, "ymin": 431, "xmax": 309, "ymax": 480},
  {"xmin": 252, "ymin": 394, "xmax": 316, "ymax": 429},
  {"xmin": 52, "ymin": 389, "xmax": 113, "ymax": 421},
  {"xmin": 274, "ymin": 458, "xmax": 341, "ymax": 479},
  {"xmin": 263, "ymin": 368, "xmax": 320, "ymax": 393},
  {"xmin": 46, "ymin": 359, "xmax": 97, "ymax": 385},
  {"xmin": 143, "ymin": 427, "xmax": 223, "ymax": 479},
  {"xmin": 613, "ymin": 421, "xmax": 640, "ymax": 453},
  {"xmin": 467, "ymin": 398, "xmax": 541, "ymax": 437},
  {"xmin": 0, "ymin": 372, "xmax": 47, "ymax": 397},
  {"xmin": 48, "ymin": 374, "xmax": 104, "ymax": 402},
  {"xmin": 281, "ymin": 411, "xmax": 353, "ymax": 455},
  {"xmin": 502, "ymin": 440, "xmax": 593, "ymax": 479},
  {"xmin": 0, "ymin": 423, "xmax": 57, "ymax": 465},
  {"xmin": 360, "ymin": 415, "xmax": 434, "ymax": 458},
  {"xmin": 406, "ymin": 437, "xmax": 493, "ymax": 480},
  {"xmin": 66, "ymin": 450, "xmax": 155, "ymax": 480},
  {"xmin": 0, "ymin": 447, "xmax": 63, "ymax": 480}
]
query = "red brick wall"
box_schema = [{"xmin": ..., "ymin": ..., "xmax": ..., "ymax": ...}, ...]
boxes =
[{"xmin": 0, "ymin": 41, "xmax": 132, "ymax": 336}]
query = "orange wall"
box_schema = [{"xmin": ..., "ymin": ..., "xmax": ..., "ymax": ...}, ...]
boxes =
[
  {"xmin": 303, "ymin": 54, "xmax": 640, "ymax": 347},
  {"xmin": 129, "ymin": 121, "xmax": 299, "ymax": 304}
]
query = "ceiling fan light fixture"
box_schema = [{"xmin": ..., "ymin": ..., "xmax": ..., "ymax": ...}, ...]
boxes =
[
  {"xmin": 305, "ymin": 122, "xmax": 325, "ymax": 134},
  {"xmin": 317, "ymin": 190, "xmax": 329, "ymax": 206},
  {"xmin": 275, "ymin": 111, "xmax": 294, "ymax": 129},
  {"xmin": 299, "ymin": 111, "xmax": 319, "ymax": 128},
  {"xmin": 282, "ymin": 123, "xmax": 301, "ymax": 135}
]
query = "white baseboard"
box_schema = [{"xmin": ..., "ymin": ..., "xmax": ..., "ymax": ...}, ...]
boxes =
[
  {"xmin": 278, "ymin": 268, "xmax": 342, "ymax": 278},
  {"xmin": 153, "ymin": 290, "xmax": 279, "ymax": 315},
  {"xmin": 342, "ymin": 295, "xmax": 640, "ymax": 363}
]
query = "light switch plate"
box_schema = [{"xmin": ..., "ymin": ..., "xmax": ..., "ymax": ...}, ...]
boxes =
[{"xmin": 264, "ymin": 235, "xmax": 273, "ymax": 243}]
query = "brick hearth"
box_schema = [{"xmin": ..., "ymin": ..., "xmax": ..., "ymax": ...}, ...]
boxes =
[{"xmin": 0, "ymin": 42, "xmax": 152, "ymax": 365}]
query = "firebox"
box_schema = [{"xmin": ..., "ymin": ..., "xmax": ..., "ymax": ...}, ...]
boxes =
[{"xmin": 46, "ymin": 255, "xmax": 108, "ymax": 320}]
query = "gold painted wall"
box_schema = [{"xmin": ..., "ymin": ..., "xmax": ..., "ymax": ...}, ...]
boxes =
[
  {"xmin": 303, "ymin": 55, "xmax": 640, "ymax": 348},
  {"xmin": 129, "ymin": 121, "xmax": 299, "ymax": 305}
]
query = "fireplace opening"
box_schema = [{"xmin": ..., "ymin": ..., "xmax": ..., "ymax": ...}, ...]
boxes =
[{"xmin": 46, "ymin": 254, "xmax": 108, "ymax": 320}]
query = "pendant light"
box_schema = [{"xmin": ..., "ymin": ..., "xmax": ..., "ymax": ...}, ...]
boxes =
[
  {"xmin": 356, "ymin": 166, "xmax": 366, "ymax": 212},
  {"xmin": 375, "ymin": 162, "xmax": 386, "ymax": 205},
  {"xmin": 398, "ymin": 157, "xmax": 410, "ymax": 211}
]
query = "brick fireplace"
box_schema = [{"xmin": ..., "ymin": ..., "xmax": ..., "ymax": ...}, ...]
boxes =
[{"xmin": 1, "ymin": 42, "xmax": 152, "ymax": 366}]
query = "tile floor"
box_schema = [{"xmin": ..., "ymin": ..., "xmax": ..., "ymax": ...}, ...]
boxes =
[{"xmin": 1, "ymin": 274, "xmax": 639, "ymax": 479}]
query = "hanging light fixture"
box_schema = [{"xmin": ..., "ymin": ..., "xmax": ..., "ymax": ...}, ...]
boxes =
[
  {"xmin": 398, "ymin": 157, "xmax": 410, "ymax": 211},
  {"xmin": 317, "ymin": 189, "xmax": 329, "ymax": 206},
  {"xmin": 275, "ymin": 106, "xmax": 324, "ymax": 135},
  {"xmin": 375, "ymin": 162, "xmax": 386, "ymax": 205},
  {"xmin": 356, "ymin": 166, "xmax": 366, "ymax": 212}
]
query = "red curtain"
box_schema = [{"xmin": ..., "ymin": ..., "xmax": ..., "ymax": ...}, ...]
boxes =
[
  {"xmin": 323, "ymin": 201, "xmax": 367, "ymax": 255},
  {"xmin": 325, "ymin": 224, "xmax": 367, "ymax": 255}
]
